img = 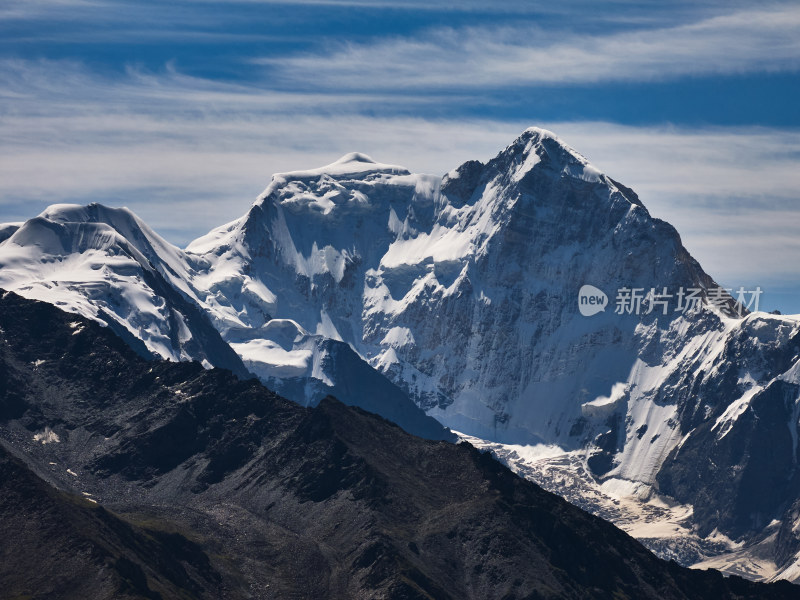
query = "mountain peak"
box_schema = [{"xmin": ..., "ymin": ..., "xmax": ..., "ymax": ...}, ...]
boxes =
[
  {"xmin": 36, "ymin": 202, "xmax": 142, "ymax": 229},
  {"xmin": 490, "ymin": 125, "xmax": 604, "ymax": 186},
  {"xmin": 520, "ymin": 125, "xmax": 558, "ymax": 140},
  {"xmin": 270, "ymin": 153, "xmax": 411, "ymax": 183},
  {"xmin": 332, "ymin": 151, "xmax": 377, "ymax": 165},
  {"xmin": 26, "ymin": 202, "xmax": 188, "ymax": 273}
]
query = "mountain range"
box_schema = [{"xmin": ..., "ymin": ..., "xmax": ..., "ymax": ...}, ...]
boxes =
[
  {"xmin": 1, "ymin": 290, "xmax": 797, "ymax": 599},
  {"xmin": 2, "ymin": 127, "xmax": 799, "ymax": 582}
]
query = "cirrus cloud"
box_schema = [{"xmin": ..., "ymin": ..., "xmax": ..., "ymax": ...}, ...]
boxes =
[{"xmin": 255, "ymin": 6, "xmax": 800, "ymax": 90}]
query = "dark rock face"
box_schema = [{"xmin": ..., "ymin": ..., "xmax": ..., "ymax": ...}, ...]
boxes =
[
  {"xmin": 655, "ymin": 318, "xmax": 800, "ymax": 540},
  {"xmin": 659, "ymin": 379, "xmax": 800, "ymax": 536},
  {"xmin": 1, "ymin": 290, "xmax": 798, "ymax": 599},
  {"xmin": 440, "ymin": 159, "xmax": 486, "ymax": 207}
]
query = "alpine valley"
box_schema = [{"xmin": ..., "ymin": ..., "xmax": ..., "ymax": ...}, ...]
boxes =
[{"xmin": 3, "ymin": 128, "xmax": 800, "ymax": 587}]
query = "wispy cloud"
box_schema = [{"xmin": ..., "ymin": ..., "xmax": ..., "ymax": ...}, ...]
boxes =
[
  {"xmin": 257, "ymin": 6, "xmax": 800, "ymax": 89},
  {"xmin": 0, "ymin": 0, "xmax": 120, "ymax": 22}
]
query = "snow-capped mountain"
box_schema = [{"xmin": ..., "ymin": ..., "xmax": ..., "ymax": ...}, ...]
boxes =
[
  {"xmin": 2, "ymin": 127, "xmax": 800, "ymax": 580},
  {"xmin": 0, "ymin": 203, "xmax": 248, "ymax": 376},
  {"xmin": 0, "ymin": 202, "xmax": 449, "ymax": 440}
]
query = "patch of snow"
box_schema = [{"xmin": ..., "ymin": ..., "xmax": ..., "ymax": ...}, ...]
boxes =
[
  {"xmin": 33, "ymin": 427, "xmax": 60, "ymax": 445},
  {"xmin": 270, "ymin": 152, "xmax": 409, "ymax": 182},
  {"xmin": 712, "ymin": 383, "xmax": 763, "ymax": 440},
  {"xmin": 231, "ymin": 339, "xmax": 312, "ymax": 379},
  {"xmin": 512, "ymin": 140, "xmax": 541, "ymax": 182},
  {"xmin": 582, "ymin": 382, "xmax": 627, "ymax": 418},
  {"xmin": 381, "ymin": 326, "xmax": 415, "ymax": 349}
]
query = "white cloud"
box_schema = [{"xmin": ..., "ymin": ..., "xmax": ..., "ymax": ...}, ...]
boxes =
[
  {"xmin": 256, "ymin": 6, "xmax": 800, "ymax": 89},
  {"xmin": 0, "ymin": 0, "xmax": 116, "ymax": 21}
]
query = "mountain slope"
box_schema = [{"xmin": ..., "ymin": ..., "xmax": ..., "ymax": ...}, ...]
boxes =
[
  {"xmin": 0, "ymin": 443, "xmax": 232, "ymax": 600},
  {"xmin": 1, "ymin": 290, "xmax": 798, "ymax": 599},
  {"xmin": 0, "ymin": 203, "xmax": 248, "ymax": 376}
]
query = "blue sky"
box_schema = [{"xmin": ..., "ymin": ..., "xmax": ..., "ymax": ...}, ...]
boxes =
[{"xmin": 1, "ymin": 0, "xmax": 799, "ymax": 311}]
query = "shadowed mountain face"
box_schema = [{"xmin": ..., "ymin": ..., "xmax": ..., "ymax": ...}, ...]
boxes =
[
  {"xmin": 0, "ymin": 445, "xmax": 230, "ymax": 600},
  {"xmin": 1, "ymin": 290, "xmax": 798, "ymax": 599}
]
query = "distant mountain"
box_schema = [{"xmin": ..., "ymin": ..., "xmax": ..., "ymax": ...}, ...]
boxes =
[
  {"xmin": 0, "ymin": 203, "xmax": 247, "ymax": 372},
  {"xmin": 1, "ymin": 290, "xmax": 797, "ymax": 599},
  {"xmin": 2, "ymin": 128, "xmax": 800, "ymax": 579}
]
